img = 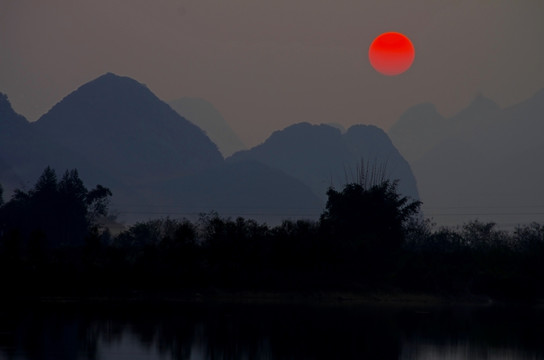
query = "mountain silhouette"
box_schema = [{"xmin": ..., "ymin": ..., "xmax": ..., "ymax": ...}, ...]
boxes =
[
  {"xmin": 169, "ymin": 97, "xmax": 246, "ymax": 157},
  {"xmin": 0, "ymin": 93, "xmax": 28, "ymax": 191},
  {"xmin": 388, "ymin": 103, "xmax": 445, "ymax": 163},
  {"xmin": 0, "ymin": 93, "xmax": 29, "ymax": 135},
  {"xmin": 1, "ymin": 75, "xmax": 221, "ymax": 220},
  {"xmin": 389, "ymin": 95, "xmax": 501, "ymax": 164},
  {"xmin": 36, "ymin": 73, "xmax": 224, "ymax": 185},
  {"xmin": 1, "ymin": 73, "xmax": 422, "ymax": 225},
  {"xmin": 147, "ymin": 160, "xmax": 323, "ymax": 223},
  {"xmin": 0, "ymin": 92, "xmax": 81, "ymax": 194},
  {"xmin": 389, "ymin": 89, "xmax": 544, "ymax": 226},
  {"xmin": 228, "ymin": 122, "xmax": 419, "ymax": 202},
  {"xmin": 0, "ymin": 74, "xmax": 324, "ymax": 224}
]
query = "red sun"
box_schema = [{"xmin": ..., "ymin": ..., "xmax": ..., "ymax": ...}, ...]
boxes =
[{"xmin": 369, "ymin": 32, "xmax": 415, "ymax": 76}]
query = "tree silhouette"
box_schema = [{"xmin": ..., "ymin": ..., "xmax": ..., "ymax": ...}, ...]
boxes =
[
  {"xmin": 320, "ymin": 180, "xmax": 421, "ymax": 283},
  {"xmin": 321, "ymin": 180, "xmax": 421, "ymax": 253},
  {"xmin": 0, "ymin": 167, "xmax": 112, "ymax": 249},
  {"xmin": 2, "ymin": 166, "xmax": 544, "ymax": 298}
]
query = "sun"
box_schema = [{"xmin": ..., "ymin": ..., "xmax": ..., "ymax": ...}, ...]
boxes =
[{"xmin": 369, "ymin": 32, "xmax": 415, "ymax": 76}]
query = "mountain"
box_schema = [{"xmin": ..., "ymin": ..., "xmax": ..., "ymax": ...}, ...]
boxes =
[
  {"xmin": 0, "ymin": 92, "xmax": 46, "ymax": 194},
  {"xmin": 0, "ymin": 157, "xmax": 22, "ymax": 196},
  {"xmin": 0, "ymin": 93, "xmax": 29, "ymax": 136},
  {"xmin": 1, "ymin": 73, "xmax": 422, "ymax": 226},
  {"xmin": 146, "ymin": 160, "xmax": 324, "ymax": 223},
  {"xmin": 0, "ymin": 93, "xmax": 26, "ymax": 190},
  {"xmin": 387, "ymin": 103, "xmax": 445, "ymax": 164},
  {"xmin": 228, "ymin": 122, "xmax": 419, "ymax": 202},
  {"xmin": 1, "ymin": 74, "xmax": 323, "ymax": 225},
  {"xmin": 1, "ymin": 92, "xmax": 126, "ymax": 194},
  {"xmin": 388, "ymin": 89, "xmax": 544, "ymax": 226},
  {"xmin": 1, "ymin": 74, "xmax": 225, "ymax": 220},
  {"xmin": 169, "ymin": 97, "xmax": 246, "ymax": 157},
  {"xmin": 389, "ymin": 95, "xmax": 501, "ymax": 164},
  {"xmin": 35, "ymin": 73, "xmax": 224, "ymax": 186}
]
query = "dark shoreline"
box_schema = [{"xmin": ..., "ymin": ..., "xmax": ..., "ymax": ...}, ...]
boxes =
[{"xmin": 5, "ymin": 289, "xmax": 543, "ymax": 309}]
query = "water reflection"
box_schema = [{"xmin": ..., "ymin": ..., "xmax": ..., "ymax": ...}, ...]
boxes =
[{"xmin": 0, "ymin": 301, "xmax": 543, "ymax": 359}]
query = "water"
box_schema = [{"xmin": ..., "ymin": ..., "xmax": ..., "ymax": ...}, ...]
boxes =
[{"xmin": 0, "ymin": 300, "xmax": 542, "ymax": 359}]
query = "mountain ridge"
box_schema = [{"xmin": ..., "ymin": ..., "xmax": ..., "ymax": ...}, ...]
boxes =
[
  {"xmin": 2, "ymin": 73, "xmax": 419, "ymax": 225},
  {"xmin": 389, "ymin": 88, "xmax": 544, "ymax": 226},
  {"xmin": 229, "ymin": 122, "xmax": 419, "ymax": 202},
  {"xmin": 169, "ymin": 97, "xmax": 246, "ymax": 157},
  {"xmin": 35, "ymin": 73, "xmax": 224, "ymax": 186}
]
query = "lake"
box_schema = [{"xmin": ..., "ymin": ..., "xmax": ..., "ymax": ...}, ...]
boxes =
[{"xmin": 0, "ymin": 299, "xmax": 543, "ymax": 359}]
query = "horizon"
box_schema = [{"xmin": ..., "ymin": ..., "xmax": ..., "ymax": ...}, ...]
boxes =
[
  {"xmin": 1, "ymin": 1, "xmax": 543, "ymax": 147},
  {"xmin": 1, "ymin": 72, "xmax": 544, "ymax": 230},
  {"xmin": 3, "ymin": 69, "xmax": 542, "ymax": 139}
]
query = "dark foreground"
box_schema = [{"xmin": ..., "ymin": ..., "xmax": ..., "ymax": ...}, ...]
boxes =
[
  {"xmin": 1, "ymin": 296, "xmax": 544, "ymax": 360},
  {"xmin": 2, "ymin": 171, "xmax": 544, "ymax": 303}
]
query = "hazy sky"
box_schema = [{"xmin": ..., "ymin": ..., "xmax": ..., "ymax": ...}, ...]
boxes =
[{"xmin": 1, "ymin": 0, "xmax": 543, "ymax": 147}]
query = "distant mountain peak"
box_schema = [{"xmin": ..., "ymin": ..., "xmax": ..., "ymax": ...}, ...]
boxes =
[
  {"xmin": 0, "ymin": 92, "xmax": 10, "ymax": 107},
  {"xmin": 95, "ymin": 71, "xmax": 138, "ymax": 82},
  {"xmin": 0, "ymin": 92, "xmax": 29, "ymax": 133},
  {"xmin": 72, "ymin": 72, "xmax": 152, "ymax": 103},
  {"xmin": 34, "ymin": 72, "xmax": 223, "ymax": 186},
  {"xmin": 390, "ymin": 102, "xmax": 444, "ymax": 134},
  {"xmin": 347, "ymin": 123, "xmax": 384, "ymax": 135},
  {"xmin": 469, "ymin": 93, "xmax": 499, "ymax": 108},
  {"xmin": 96, "ymin": 72, "xmax": 149, "ymax": 88},
  {"xmin": 37, "ymin": 72, "xmax": 192, "ymax": 134},
  {"xmin": 388, "ymin": 90, "xmax": 544, "ymax": 228},
  {"xmin": 453, "ymin": 93, "xmax": 500, "ymax": 120},
  {"xmin": 169, "ymin": 97, "xmax": 246, "ymax": 157},
  {"xmin": 401, "ymin": 102, "xmax": 443, "ymax": 122},
  {"xmin": 230, "ymin": 122, "xmax": 419, "ymax": 201}
]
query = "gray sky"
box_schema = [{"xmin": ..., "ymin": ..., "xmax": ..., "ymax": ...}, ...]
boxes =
[{"xmin": 1, "ymin": 0, "xmax": 543, "ymax": 147}]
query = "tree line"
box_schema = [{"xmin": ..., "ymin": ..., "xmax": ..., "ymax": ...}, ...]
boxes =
[{"xmin": 0, "ymin": 167, "xmax": 543, "ymax": 299}]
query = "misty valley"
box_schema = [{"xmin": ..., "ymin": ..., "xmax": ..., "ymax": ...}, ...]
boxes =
[{"xmin": 1, "ymin": 73, "xmax": 544, "ymax": 359}]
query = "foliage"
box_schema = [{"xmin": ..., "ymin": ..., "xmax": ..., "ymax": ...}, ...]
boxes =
[
  {"xmin": 320, "ymin": 180, "xmax": 421, "ymax": 255},
  {"xmin": 1, "ymin": 172, "xmax": 544, "ymax": 300},
  {"xmin": 0, "ymin": 167, "xmax": 112, "ymax": 249}
]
